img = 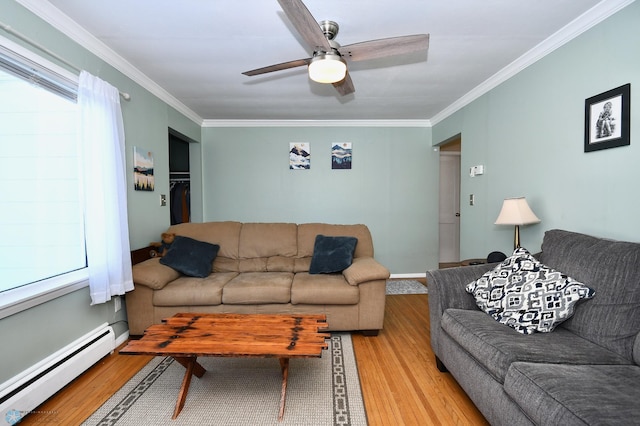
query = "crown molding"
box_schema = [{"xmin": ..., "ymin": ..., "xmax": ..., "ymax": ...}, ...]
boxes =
[
  {"xmin": 201, "ymin": 119, "xmax": 431, "ymax": 128},
  {"xmin": 430, "ymin": 0, "xmax": 635, "ymax": 126},
  {"xmin": 14, "ymin": 0, "xmax": 203, "ymax": 125}
]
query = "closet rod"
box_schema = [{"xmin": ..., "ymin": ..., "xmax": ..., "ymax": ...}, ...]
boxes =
[{"xmin": 0, "ymin": 20, "xmax": 131, "ymax": 101}]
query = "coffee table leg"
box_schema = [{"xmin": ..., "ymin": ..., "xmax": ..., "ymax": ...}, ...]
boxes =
[
  {"xmin": 174, "ymin": 357, "xmax": 206, "ymax": 378},
  {"xmin": 279, "ymin": 358, "xmax": 290, "ymax": 421},
  {"xmin": 172, "ymin": 356, "xmax": 204, "ymax": 419}
]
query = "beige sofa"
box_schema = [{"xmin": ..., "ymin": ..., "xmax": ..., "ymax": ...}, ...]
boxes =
[{"xmin": 126, "ymin": 222, "xmax": 390, "ymax": 335}]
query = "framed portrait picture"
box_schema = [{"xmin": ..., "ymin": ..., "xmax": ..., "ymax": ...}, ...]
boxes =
[{"xmin": 584, "ymin": 83, "xmax": 630, "ymax": 152}]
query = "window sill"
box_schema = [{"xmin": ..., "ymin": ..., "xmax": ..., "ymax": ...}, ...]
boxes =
[{"xmin": 0, "ymin": 269, "xmax": 89, "ymax": 320}]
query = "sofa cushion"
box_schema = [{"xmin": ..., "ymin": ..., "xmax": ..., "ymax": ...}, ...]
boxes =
[
  {"xmin": 168, "ymin": 221, "xmax": 241, "ymax": 259},
  {"xmin": 294, "ymin": 257, "xmax": 312, "ymax": 273},
  {"xmin": 160, "ymin": 236, "xmax": 220, "ymax": 278},
  {"xmin": 309, "ymin": 235, "xmax": 358, "ymax": 274},
  {"xmin": 213, "ymin": 257, "xmax": 239, "ymax": 273},
  {"xmin": 153, "ymin": 272, "xmax": 238, "ymax": 306},
  {"xmin": 298, "ymin": 223, "xmax": 374, "ymax": 258},
  {"xmin": 238, "ymin": 257, "xmax": 268, "ymax": 272},
  {"xmin": 237, "ymin": 256, "xmax": 296, "ymax": 273},
  {"xmin": 132, "ymin": 258, "xmax": 181, "ymax": 290},
  {"xmin": 505, "ymin": 362, "xmax": 640, "ymax": 425},
  {"xmin": 466, "ymin": 247, "xmax": 594, "ymax": 334},
  {"xmin": 267, "ymin": 256, "xmax": 295, "ymax": 272},
  {"xmin": 441, "ymin": 309, "xmax": 631, "ymax": 383},
  {"xmin": 222, "ymin": 272, "xmax": 293, "ymax": 304},
  {"xmin": 239, "ymin": 223, "xmax": 298, "ymax": 258},
  {"xmin": 291, "ymin": 273, "xmax": 359, "ymax": 305},
  {"xmin": 539, "ymin": 229, "xmax": 640, "ymax": 360}
]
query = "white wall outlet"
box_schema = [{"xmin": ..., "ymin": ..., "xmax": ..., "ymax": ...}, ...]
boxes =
[
  {"xmin": 160, "ymin": 194, "xmax": 167, "ymax": 206},
  {"xmin": 114, "ymin": 296, "xmax": 122, "ymax": 312},
  {"xmin": 469, "ymin": 194, "xmax": 475, "ymax": 206}
]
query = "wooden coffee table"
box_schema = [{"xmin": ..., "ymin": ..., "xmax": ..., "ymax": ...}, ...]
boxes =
[{"xmin": 120, "ymin": 313, "xmax": 329, "ymax": 420}]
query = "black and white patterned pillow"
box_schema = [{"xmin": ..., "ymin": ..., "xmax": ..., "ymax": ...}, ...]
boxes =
[{"xmin": 465, "ymin": 248, "xmax": 595, "ymax": 334}]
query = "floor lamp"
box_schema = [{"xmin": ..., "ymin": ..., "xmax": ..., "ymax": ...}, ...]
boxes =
[{"xmin": 495, "ymin": 197, "xmax": 541, "ymax": 250}]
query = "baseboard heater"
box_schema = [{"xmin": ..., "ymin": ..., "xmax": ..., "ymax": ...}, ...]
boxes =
[{"xmin": 0, "ymin": 323, "xmax": 115, "ymax": 424}]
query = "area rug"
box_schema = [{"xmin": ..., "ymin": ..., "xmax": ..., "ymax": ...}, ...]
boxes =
[
  {"xmin": 386, "ymin": 280, "xmax": 428, "ymax": 295},
  {"xmin": 83, "ymin": 333, "xmax": 366, "ymax": 426}
]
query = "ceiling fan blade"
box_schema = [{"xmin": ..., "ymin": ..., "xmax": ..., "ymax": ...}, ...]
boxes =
[
  {"xmin": 339, "ymin": 34, "xmax": 429, "ymax": 62},
  {"xmin": 242, "ymin": 58, "xmax": 311, "ymax": 76},
  {"xmin": 277, "ymin": 0, "xmax": 332, "ymax": 51},
  {"xmin": 333, "ymin": 71, "xmax": 355, "ymax": 96}
]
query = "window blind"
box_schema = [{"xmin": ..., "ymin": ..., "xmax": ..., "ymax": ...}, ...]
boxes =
[{"xmin": 0, "ymin": 43, "xmax": 77, "ymax": 101}]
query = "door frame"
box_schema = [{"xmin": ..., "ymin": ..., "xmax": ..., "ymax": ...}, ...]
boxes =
[{"xmin": 437, "ymin": 136, "xmax": 461, "ymax": 263}]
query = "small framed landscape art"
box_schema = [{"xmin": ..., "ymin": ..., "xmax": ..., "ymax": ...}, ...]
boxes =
[
  {"xmin": 332, "ymin": 143, "xmax": 352, "ymax": 169},
  {"xmin": 133, "ymin": 147, "xmax": 154, "ymax": 191},
  {"xmin": 290, "ymin": 143, "xmax": 310, "ymax": 169},
  {"xmin": 584, "ymin": 83, "xmax": 630, "ymax": 152}
]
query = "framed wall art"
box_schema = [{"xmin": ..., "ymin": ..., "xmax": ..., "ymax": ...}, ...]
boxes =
[
  {"xmin": 289, "ymin": 143, "xmax": 310, "ymax": 169},
  {"xmin": 332, "ymin": 143, "xmax": 352, "ymax": 169},
  {"xmin": 133, "ymin": 146, "xmax": 155, "ymax": 191},
  {"xmin": 584, "ymin": 83, "xmax": 630, "ymax": 152}
]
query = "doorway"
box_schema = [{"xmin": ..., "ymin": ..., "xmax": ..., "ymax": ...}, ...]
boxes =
[
  {"xmin": 169, "ymin": 129, "xmax": 191, "ymax": 225},
  {"xmin": 438, "ymin": 136, "xmax": 461, "ymax": 263}
]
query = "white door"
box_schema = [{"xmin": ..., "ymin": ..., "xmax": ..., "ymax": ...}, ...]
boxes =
[{"xmin": 439, "ymin": 152, "xmax": 461, "ymax": 262}]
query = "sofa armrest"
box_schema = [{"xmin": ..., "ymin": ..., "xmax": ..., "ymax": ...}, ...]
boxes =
[
  {"xmin": 132, "ymin": 258, "xmax": 181, "ymax": 290},
  {"xmin": 425, "ymin": 264, "xmax": 494, "ymax": 359},
  {"xmin": 343, "ymin": 257, "xmax": 390, "ymax": 285}
]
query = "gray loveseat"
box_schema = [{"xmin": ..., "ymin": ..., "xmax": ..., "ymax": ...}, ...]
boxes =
[{"xmin": 426, "ymin": 229, "xmax": 640, "ymax": 425}]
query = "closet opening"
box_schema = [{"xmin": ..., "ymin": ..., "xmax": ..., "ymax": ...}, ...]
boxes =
[{"xmin": 169, "ymin": 129, "xmax": 191, "ymax": 225}]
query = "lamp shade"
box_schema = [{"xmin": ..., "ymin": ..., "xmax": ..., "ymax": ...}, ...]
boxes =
[
  {"xmin": 494, "ymin": 197, "xmax": 540, "ymax": 226},
  {"xmin": 308, "ymin": 52, "xmax": 347, "ymax": 84}
]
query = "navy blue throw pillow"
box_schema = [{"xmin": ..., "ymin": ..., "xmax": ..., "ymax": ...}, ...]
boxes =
[
  {"xmin": 160, "ymin": 235, "xmax": 219, "ymax": 278},
  {"xmin": 309, "ymin": 235, "xmax": 358, "ymax": 274}
]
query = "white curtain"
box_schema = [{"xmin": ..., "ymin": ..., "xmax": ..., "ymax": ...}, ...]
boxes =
[{"xmin": 78, "ymin": 71, "xmax": 133, "ymax": 305}]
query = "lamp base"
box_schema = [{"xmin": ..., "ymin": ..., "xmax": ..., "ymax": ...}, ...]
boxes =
[{"xmin": 513, "ymin": 225, "xmax": 521, "ymax": 251}]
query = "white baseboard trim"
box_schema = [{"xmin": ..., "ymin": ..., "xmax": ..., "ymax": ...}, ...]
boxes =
[
  {"xmin": 389, "ymin": 273, "xmax": 426, "ymax": 280},
  {"xmin": 114, "ymin": 330, "xmax": 129, "ymax": 349}
]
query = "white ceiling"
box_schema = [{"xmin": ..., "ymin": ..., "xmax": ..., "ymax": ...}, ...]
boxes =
[{"xmin": 23, "ymin": 0, "xmax": 625, "ymax": 123}]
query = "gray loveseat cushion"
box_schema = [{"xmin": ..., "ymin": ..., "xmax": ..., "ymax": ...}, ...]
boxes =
[
  {"xmin": 505, "ymin": 362, "xmax": 640, "ymax": 425},
  {"xmin": 442, "ymin": 309, "xmax": 631, "ymax": 383},
  {"xmin": 539, "ymin": 229, "xmax": 640, "ymax": 360}
]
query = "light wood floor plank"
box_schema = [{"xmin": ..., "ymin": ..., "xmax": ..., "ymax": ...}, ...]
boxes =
[{"xmin": 21, "ymin": 294, "xmax": 487, "ymax": 425}]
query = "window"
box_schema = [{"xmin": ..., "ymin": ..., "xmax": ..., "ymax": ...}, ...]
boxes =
[{"xmin": 0, "ymin": 37, "xmax": 87, "ymax": 316}]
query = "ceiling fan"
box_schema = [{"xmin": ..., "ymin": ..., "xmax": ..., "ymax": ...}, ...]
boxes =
[{"xmin": 242, "ymin": 0, "xmax": 430, "ymax": 96}]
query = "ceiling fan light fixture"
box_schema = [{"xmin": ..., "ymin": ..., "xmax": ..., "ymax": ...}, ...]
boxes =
[{"xmin": 308, "ymin": 52, "xmax": 347, "ymax": 84}]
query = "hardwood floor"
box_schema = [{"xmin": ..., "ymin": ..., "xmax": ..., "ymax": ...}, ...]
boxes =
[
  {"xmin": 352, "ymin": 295, "xmax": 488, "ymax": 425},
  {"xmin": 22, "ymin": 294, "xmax": 487, "ymax": 425}
]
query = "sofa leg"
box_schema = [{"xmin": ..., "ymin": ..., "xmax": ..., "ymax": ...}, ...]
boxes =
[
  {"xmin": 360, "ymin": 329, "xmax": 380, "ymax": 336},
  {"xmin": 435, "ymin": 356, "xmax": 448, "ymax": 373}
]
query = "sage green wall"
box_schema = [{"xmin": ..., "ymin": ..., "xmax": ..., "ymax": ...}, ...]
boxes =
[
  {"xmin": 0, "ymin": 1, "xmax": 200, "ymax": 384},
  {"xmin": 433, "ymin": 2, "xmax": 640, "ymax": 258},
  {"xmin": 201, "ymin": 126, "xmax": 438, "ymax": 274}
]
